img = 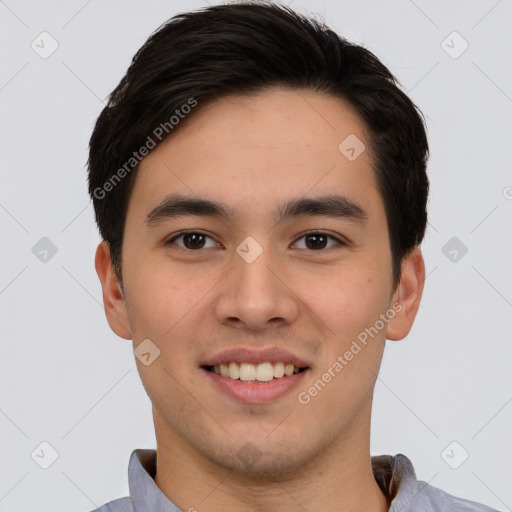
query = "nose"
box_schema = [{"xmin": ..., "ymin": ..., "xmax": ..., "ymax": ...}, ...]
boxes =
[{"xmin": 213, "ymin": 242, "xmax": 300, "ymax": 332}]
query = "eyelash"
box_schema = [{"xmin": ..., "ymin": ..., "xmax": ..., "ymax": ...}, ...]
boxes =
[{"xmin": 165, "ymin": 230, "xmax": 346, "ymax": 252}]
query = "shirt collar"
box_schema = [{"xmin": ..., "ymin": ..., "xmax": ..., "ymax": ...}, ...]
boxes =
[
  {"xmin": 128, "ymin": 449, "xmax": 182, "ymax": 511},
  {"xmin": 372, "ymin": 453, "xmax": 422, "ymax": 510}
]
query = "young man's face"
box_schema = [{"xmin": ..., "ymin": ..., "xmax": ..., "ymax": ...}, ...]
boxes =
[{"xmin": 97, "ymin": 87, "xmax": 424, "ymax": 476}]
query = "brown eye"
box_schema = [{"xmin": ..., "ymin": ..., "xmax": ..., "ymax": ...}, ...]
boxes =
[
  {"xmin": 167, "ymin": 232, "xmax": 218, "ymax": 250},
  {"xmin": 293, "ymin": 232, "xmax": 344, "ymax": 251}
]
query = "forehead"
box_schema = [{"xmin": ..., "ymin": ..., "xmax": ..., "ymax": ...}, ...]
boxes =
[{"xmin": 130, "ymin": 87, "xmax": 383, "ymax": 224}]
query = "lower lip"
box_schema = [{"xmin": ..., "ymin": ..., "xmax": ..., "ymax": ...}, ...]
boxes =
[{"xmin": 202, "ymin": 368, "xmax": 309, "ymax": 404}]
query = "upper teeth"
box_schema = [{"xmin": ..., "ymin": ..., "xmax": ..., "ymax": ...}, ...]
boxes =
[{"xmin": 213, "ymin": 362, "xmax": 300, "ymax": 381}]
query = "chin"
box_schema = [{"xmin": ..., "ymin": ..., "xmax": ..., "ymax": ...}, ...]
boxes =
[{"xmin": 199, "ymin": 438, "xmax": 319, "ymax": 479}]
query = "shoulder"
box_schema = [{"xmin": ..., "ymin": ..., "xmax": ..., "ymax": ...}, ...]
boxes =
[
  {"xmin": 372, "ymin": 453, "xmax": 499, "ymax": 512},
  {"xmin": 89, "ymin": 497, "xmax": 134, "ymax": 512},
  {"xmin": 408, "ymin": 480, "xmax": 500, "ymax": 511}
]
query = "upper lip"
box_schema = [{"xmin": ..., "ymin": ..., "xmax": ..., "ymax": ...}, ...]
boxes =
[{"xmin": 201, "ymin": 347, "xmax": 311, "ymax": 368}]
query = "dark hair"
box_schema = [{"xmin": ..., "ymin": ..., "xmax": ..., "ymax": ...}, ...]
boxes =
[{"xmin": 88, "ymin": 0, "xmax": 429, "ymax": 286}]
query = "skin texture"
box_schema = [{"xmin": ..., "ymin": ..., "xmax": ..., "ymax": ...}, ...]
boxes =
[{"xmin": 95, "ymin": 87, "xmax": 425, "ymax": 512}]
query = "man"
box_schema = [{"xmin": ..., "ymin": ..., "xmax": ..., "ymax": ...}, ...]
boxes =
[{"xmin": 88, "ymin": 2, "xmax": 497, "ymax": 511}]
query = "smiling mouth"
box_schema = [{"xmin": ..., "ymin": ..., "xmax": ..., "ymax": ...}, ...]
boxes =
[{"xmin": 203, "ymin": 362, "xmax": 309, "ymax": 383}]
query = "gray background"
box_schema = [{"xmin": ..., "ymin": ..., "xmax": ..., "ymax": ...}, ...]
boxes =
[{"xmin": 1, "ymin": 0, "xmax": 511, "ymax": 511}]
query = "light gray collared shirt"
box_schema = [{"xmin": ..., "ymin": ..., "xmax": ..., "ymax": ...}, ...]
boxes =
[{"xmin": 91, "ymin": 449, "xmax": 499, "ymax": 511}]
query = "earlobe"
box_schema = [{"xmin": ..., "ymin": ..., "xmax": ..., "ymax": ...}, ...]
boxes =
[
  {"xmin": 94, "ymin": 241, "xmax": 132, "ymax": 340},
  {"xmin": 386, "ymin": 246, "xmax": 425, "ymax": 341}
]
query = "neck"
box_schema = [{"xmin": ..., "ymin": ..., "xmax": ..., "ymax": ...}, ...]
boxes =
[{"xmin": 152, "ymin": 406, "xmax": 389, "ymax": 512}]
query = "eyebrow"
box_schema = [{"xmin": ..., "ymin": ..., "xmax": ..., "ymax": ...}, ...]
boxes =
[{"xmin": 145, "ymin": 192, "xmax": 367, "ymax": 227}]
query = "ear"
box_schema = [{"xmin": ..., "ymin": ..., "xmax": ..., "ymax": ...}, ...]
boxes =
[
  {"xmin": 94, "ymin": 241, "xmax": 132, "ymax": 340},
  {"xmin": 386, "ymin": 246, "xmax": 425, "ymax": 341}
]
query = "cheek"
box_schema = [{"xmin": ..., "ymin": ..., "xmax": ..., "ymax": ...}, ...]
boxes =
[
  {"xmin": 307, "ymin": 272, "xmax": 388, "ymax": 406},
  {"xmin": 312, "ymin": 265, "xmax": 390, "ymax": 333},
  {"xmin": 123, "ymin": 258, "xmax": 180, "ymax": 339}
]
